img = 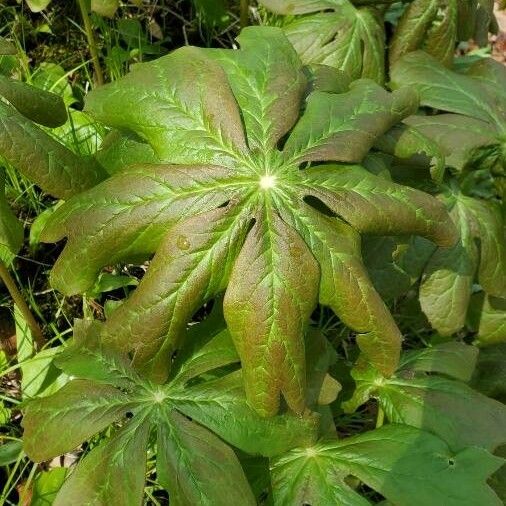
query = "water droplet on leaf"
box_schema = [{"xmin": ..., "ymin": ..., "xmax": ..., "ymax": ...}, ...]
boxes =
[{"xmin": 176, "ymin": 235, "xmax": 190, "ymax": 250}]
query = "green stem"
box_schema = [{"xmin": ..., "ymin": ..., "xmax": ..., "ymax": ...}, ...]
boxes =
[
  {"xmin": 0, "ymin": 260, "xmax": 45, "ymax": 350},
  {"xmin": 240, "ymin": 0, "xmax": 249, "ymax": 29},
  {"xmin": 77, "ymin": 0, "xmax": 104, "ymax": 86}
]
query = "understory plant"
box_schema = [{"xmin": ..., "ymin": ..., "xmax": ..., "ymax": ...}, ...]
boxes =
[{"xmin": 0, "ymin": 1, "xmax": 505, "ymax": 505}]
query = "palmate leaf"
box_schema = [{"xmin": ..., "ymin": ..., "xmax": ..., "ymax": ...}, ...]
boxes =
[
  {"xmin": 270, "ymin": 424, "xmax": 503, "ymax": 506},
  {"xmin": 343, "ymin": 343, "xmax": 506, "ymax": 453},
  {"xmin": 41, "ymin": 27, "xmax": 457, "ymax": 416},
  {"xmin": 258, "ymin": 0, "xmax": 386, "ymax": 83},
  {"xmin": 23, "ymin": 320, "xmax": 315, "ymax": 505},
  {"xmin": 390, "ymin": 0, "xmax": 458, "ymax": 68}
]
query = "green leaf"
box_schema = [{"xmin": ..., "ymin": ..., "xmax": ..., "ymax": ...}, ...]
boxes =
[
  {"xmin": 45, "ymin": 26, "xmax": 456, "ymax": 415},
  {"xmin": 31, "ymin": 468, "xmax": 67, "ymax": 506},
  {"xmin": 91, "ymin": 0, "xmax": 120, "ymax": 18},
  {"xmin": 377, "ymin": 375, "xmax": 506, "ymax": 452},
  {"xmin": 391, "ymin": 51, "xmax": 506, "ymax": 131},
  {"xmin": 271, "ymin": 424, "xmax": 504, "ymax": 506},
  {"xmin": 170, "ymin": 326, "xmax": 240, "ymax": 387},
  {"xmin": 469, "ymin": 294, "xmax": 506, "ymax": 346},
  {"xmin": 0, "ymin": 169, "xmax": 23, "ymax": 265},
  {"xmin": 0, "ymin": 440, "xmax": 23, "ymax": 466},
  {"xmin": 464, "ymin": 199, "xmax": 506, "ymax": 298},
  {"xmin": 0, "ymin": 74, "xmax": 67, "ymax": 127},
  {"xmin": 95, "ymin": 130, "xmax": 160, "ymax": 175},
  {"xmin": 389, "ymin": 0, "xmax": 458, "ymax": 68},
  {"xmin": 84, "ymin": 45, "xmax": 249, "ymax": 166},
  {"xmin": 171, "ymin": 370, "xmax": 318, "ymax": 457},
  {"xmin": 224, "ymin": 207, "xmax": 319, "ymax": 416},
  {"xmin": 362, "ymin": 235, "xmax": 435, "ymax": 300},
  {"xmin": 398, "ymin": 341, "xmax": 478, "ymax": 382},
  {"xmin": 257, "ymin": 0, "xmax": 341, "ymax": 15},
  {"xmin": 403, "ymin": 114, "xmax": 498, "ymax": 171},
  {"xmin": 302, "ymin": 164, "xmax": 456, "ymax": 245},
  {"xmin": 374, "ymin": 123, "xmax": 446, "ymax": 182},
  {"xmin": 278, "ymin": 3, "xmax": 386, "ymax": 83},
  {"xmin": 102, "ymin": 204, "xmax": 252, "ymax": 383},
  {"xmin": 157, "ymin": 409, "xmax": 255, "ymax": 506},
  {"xmin": 0, "ymin": 101, "xmax": 105, "ymax": 199},
  {"xmin": 283, "ymin": 82, "xmax": 418, "ymax": 164},
  {"xmin": 55, "ymin": 319, "xmax": 142, "ymax": 388},
  {"xmin": 280, "ymin": 201, "xmax": 403, "ymax": 376},
  {"xmin": 42, "ymin": 165, "xmax": 246, "ymax": 295},
  {"xmin": 209, "ymin": 27, "xmax": 307, "ymax": 152},
  {"xmin": 15, "ymin": 305, "xmax": 67, "ymax": 399},
  {"xmin": 54, "ymin": 418, "xmax": 150, "ymax": 506},
  {"xmin": 22, "ymin": 380, "xmax": 133, "ymax": 462},
  {"xmin": 419, "ymin": 201, "xmax": 478, "ymax": 336},
  {"xmin": 26, "ymin": 0, "xmax": 52, "ymax": 12}
]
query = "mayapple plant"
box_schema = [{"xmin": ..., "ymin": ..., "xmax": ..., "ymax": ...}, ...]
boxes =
[
  {"xmin": 361, "ymin": 51, "xmax": 506, "ymax": 340},
  {"xmin": 39, "ymin": 27, "xmax": 457, "ymax": 417}
]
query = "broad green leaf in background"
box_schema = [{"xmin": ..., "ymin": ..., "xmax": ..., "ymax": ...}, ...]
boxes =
[
  {"xmin": 391, "ymin": 52, "xmax": 506, "ymax": 176},
  {"xmin": 468, "ymin": 294, "xmax": 506, "ymax": 345},
  {"xmin": 31, "ymin": 468, "xmax": 68, "ymax": 506},
  {"xmin": 344, "ymin": 344, "xmax": 506, "ymax": 453},
  {"xmin": 270, "ymin": 424, "xmax": 504, "ymax": 506},
  {"xmin": 91, "ymin": 0, "xmax": 120, "ymax": 18},
  {"xmin": 389, "ymin": 0, "xmax": 458, "ymax": 68},
  {"xmin": 15, "ymin": 305, "xmax": 68, "ymax": 399},
  {"xmin": 419, "ymin": 201, "xmax": 478, "ymax": 336},
  {"xmin": 398, "ymin": 340, "xmax": 478, "ymax": 382},
  {"xmin": 41, "ymin": 26, "xmax": 457, "ymax": 415},
  {"xmin": 23, "ymin": 320, "xmax": 315, "ymax": 504},
  {"xmin": 258, "ymin": 0, "xmax": 386, "ymax": 83}
]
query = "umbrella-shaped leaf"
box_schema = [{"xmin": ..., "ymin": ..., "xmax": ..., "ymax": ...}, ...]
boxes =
[
  {"xmin": 43, "ymin": 26, "xmax": 457, "ymax": 415},
  {"xmin": 271, "ymin": 424, "xmax": 503, "ymax": 506}
]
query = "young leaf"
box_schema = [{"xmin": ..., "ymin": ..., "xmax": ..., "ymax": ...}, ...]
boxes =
[
  {"xmin": 43, "ymin": 26, "xmax": 457, "ymax": 414},
  {"xmin": 389, "ymin": 0, "xmax": 458, "ymax": 68},
  {"xmin": 157, "ymin": 409, "xmax": 255, "ymax": 506},
  {"xmin": 54, "ymin": 418, "xmax": 150, "ymax": 506},
  {"xmin": 392, "ymin": 51, "xmax": 505, "ymax": 127},
  {"xmin": 170, "ymin": 370, "xmax": 318, "ymax": 457},
  {"xmin": 271, "ymin": 424, "xmax": 504, "ymax": 506},
  {"xmin": 0, "ymin": 74, "xmax": 67, "ymax": 127},
  {"xmin": 22, "ymin": 380, "xmax": 134, "ymax": 462},
  {"xmin": 22, "ymin": 321, "xmax": 317, "ymax": 504}
]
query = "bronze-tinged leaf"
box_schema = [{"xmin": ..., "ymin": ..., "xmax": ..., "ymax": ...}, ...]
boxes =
[{"xmin": 224, "ymin": 209, "xmax": 319, "ymax": 416}]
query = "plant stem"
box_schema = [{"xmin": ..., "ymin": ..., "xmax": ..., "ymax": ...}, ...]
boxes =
[
  {"xmin": 240, "ymin": 0, "xmax": 249, "ymax": 29},
  {"xmin": 77, "ymin": 0, "xmax": 104, "ymax": 86},
  {"xmin": 0, "ymin": 260, "xmax": 45, "ymax": 350}
]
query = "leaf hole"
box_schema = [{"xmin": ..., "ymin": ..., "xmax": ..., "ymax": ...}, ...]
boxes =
[{"xmin": 303, "ymin": 195, "xmax": 337, "ymax": 217}]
